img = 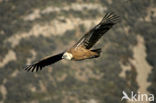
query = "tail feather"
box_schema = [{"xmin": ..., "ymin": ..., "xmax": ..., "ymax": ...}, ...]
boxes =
[{"xmin": 91, "ymin": 48, "xmax": 102, "ymax": 57}]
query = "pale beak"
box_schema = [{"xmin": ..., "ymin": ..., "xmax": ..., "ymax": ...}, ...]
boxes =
[{"xmin": 62, "ymin": 55, "xmax": 66, "ymax": 59}]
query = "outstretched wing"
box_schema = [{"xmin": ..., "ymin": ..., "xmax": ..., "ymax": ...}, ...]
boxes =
[
  {"xmin": 73, "ymin": 12, "xmax": 120, "ymax": 49},
  {"xmin": 24, "ymin": 52, "xmax": 64, "ymax": 72}
]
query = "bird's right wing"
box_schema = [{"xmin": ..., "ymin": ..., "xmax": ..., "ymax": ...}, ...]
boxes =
[
  {"xmin": 24, "ymin": 52, "xmax": 64, "ymax": 72},
  {"xmin": 73, "ymin": 12, "xmax": 120, "ymax": 49}
]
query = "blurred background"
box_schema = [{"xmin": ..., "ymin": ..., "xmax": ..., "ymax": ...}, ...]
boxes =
[{"xmin": 0, "ymin": 0, "xmax": 156, "ymax": 103}]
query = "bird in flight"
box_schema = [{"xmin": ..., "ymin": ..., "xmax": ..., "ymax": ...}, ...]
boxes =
[{"xmin": 24, "ymin": 12, "xmax": 120, "ymax": 72}]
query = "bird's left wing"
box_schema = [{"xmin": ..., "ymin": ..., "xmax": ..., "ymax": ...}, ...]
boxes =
[{"xmin": 24, "ymin": 52, "xmax": 64, "ymax": 72}]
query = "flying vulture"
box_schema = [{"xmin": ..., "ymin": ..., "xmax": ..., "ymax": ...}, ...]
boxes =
[{"xmin": 24, "ymin": 12, "xmax": 120, "ymax": 72}]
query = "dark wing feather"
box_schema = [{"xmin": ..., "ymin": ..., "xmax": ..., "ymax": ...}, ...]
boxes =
[
  {"xmin": 73, "ymin": 12, "xmax": 120, "ymax": 49},
  {"xmin": 24, "ymin": 52, "xmax": 64, "ymax": 72}
]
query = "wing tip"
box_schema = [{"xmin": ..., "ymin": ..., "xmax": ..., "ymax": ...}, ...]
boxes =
[
  {"xmin": 24, "ymin": 64, "xmax": 42, "ymax": 72},
  {"xmin": 101, "ymin": 12, "xmax": 120, "ymax": 24}
]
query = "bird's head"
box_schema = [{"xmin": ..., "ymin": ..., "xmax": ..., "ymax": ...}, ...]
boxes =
[{"xmin": 62, "ymin": 52, "xmax": 73, "ymax": 60}]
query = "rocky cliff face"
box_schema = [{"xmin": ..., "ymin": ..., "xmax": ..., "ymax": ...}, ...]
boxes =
[{"xmin": 0, "ymin": 0, "xmax": 155, "ymax": 103}]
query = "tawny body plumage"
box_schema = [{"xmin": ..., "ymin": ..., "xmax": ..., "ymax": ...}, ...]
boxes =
[{"xmin": 67, "ymin": 46, "xmax": 99, "ymax": 60}]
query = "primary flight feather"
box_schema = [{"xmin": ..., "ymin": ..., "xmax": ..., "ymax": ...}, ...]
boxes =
[{"xmin": 24, "ymin": 12, "xmax": 120, "ymax": 72}]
